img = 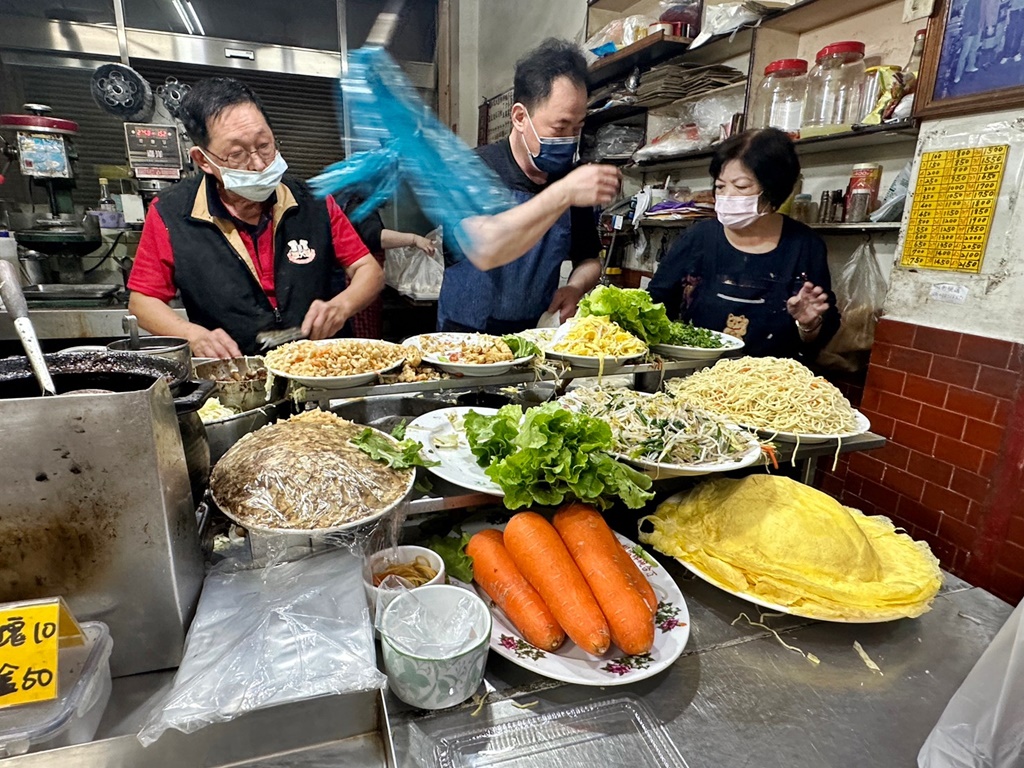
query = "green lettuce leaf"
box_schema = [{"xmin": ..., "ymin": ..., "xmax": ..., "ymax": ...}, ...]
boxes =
[
  {"xmin": 423, "ymin": 532, "xmax": 474, "ymax": 583},
  {"xmin": 467, "ymin": 401, "xmax": 653, "ymax": 510},
  {"xmin": 578, "ymin": 285, "xmax": 675, "ymax": 345},
  {"xmin": 351, "ymin": 428, "xmax": 439, "ymax": 470},
  {"xmin": 501, "ymin": 334, "xmax": 541, "ymax": 359}
]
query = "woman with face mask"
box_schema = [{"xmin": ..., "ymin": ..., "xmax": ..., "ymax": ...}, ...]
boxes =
[{"xmin": 647, "ymin": 128, "xmax": 840, "ymax": 360}]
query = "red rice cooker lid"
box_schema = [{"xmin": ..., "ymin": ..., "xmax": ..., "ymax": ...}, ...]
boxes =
[{"xmin": 0, "ymin": 113, "xmax": 79, "ymax": 135}]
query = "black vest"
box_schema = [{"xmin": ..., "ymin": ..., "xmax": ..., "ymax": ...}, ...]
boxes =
[{"xmin": 154, "ymin": 175, "xmax": 338, "ymax": 355}]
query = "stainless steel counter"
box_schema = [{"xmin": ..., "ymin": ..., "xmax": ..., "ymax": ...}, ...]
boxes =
[
  {"xmin": 0, "ymin": 568, "xmax": 1007, "ymax": 767},
  {"xmin": 386, "ymin": 570, "xmax": 1011, "ymax": 768},
  {"xmin": 0, "ymin": 307, "xmax": 187, "ymax": 341}
]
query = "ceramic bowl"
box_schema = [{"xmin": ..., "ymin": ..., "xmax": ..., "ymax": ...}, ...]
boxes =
[
  {"xmin": 364, "ymin": 545, "xmax": 445, "ymax": 621},
  {"xmin": 379, "ymin": 584, "xmax": 491, "ymax": 710}
]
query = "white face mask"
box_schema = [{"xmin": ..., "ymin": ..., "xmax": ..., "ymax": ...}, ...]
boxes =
[
  {"xmin": 201, "ymin": 149, "xmax": 288, "ymax": 202},
  {"xmin": 715, "ymin": 194, "xmax": 765, "ymax": 230}
]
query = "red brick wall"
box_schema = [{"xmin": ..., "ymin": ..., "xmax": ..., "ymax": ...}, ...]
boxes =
[{"xmin": 818, "ymin": 318, "xmax": 1024, "ymax": 605}]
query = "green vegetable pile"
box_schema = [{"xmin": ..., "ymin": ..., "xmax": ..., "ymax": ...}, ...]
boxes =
[
  {"xmin": 463, "ymin": 402, "xmax": 654, "ymax": 510},
  {"xmin": 663, "ymin": 321, "xmax": 724, "ymax": 349},
  {"xmin": 351, "ymin": 428, "xmax": 439, "ymax": 470},
  {"xmin": 578, "ymin": 284, "xmax": 722, "ymax": 349}
]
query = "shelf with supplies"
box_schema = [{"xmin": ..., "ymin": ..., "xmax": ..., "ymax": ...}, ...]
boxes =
[{"xmin": 623, "ymin": 120, "xmax": 919, "ymax": 175}]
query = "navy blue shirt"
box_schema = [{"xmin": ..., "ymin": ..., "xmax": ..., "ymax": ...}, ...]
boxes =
[
  {"xmin": 647, "ymin": 217, "xmax": 840, "ymax": 360},
  {"xmin": 436, "ymin": 138, "xmax": 601, "ymax": 333}
]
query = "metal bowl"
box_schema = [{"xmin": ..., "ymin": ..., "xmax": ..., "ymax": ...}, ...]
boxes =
[
  {"xmin": 107, "ymin": 336, "xmax": 192, "ymax": 376},
  {"xmin": 193, "ymin": 356, "xmax": 271, "ymax": 412}
]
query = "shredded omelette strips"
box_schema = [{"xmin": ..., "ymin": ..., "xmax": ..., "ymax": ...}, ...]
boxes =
[
  {"xmin": 640, "ymin": 476, "xmax": 942, "ymax": 621},
  {"xmin": 551, "ymin": 315, "xmax": 647, "ymax": 358}
]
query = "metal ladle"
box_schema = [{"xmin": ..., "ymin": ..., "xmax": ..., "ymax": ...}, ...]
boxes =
[{"xmin": 0, "ymin": 260, "xmax": 56, "ymax": 395}]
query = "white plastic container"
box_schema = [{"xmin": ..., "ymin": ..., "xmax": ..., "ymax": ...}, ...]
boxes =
[{"xmin": 0, "ymin": 622, "xmax": 113, "ymax": 757}]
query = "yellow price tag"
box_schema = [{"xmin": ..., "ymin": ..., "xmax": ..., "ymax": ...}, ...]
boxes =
[{"xmin": 0, "ymin": 598, "xmax": 83, "ymax": 709}]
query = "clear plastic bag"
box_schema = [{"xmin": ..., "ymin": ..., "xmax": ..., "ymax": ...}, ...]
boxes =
[
  {"xmin": 817, "ymin": 239, "xmax": 888, "ymax": 372},
  {"xmin": 384, "ymin": 227, "xmax": 444, "ymax": 301},
  {"xmin": 918, "ymin": 600, "xmax": 1024, "ymax": 768},
  {"xmin": 309, "ymin": 48, "xmax": 514, "ymax": 263},
  {"xmin": 583, "ymin": 15, "xmax": 656, "ymax": 62},
  {"xmin": 137, "ymin": 548, "xmax": 386, "ymax": 746},
  {"xmin": 595, "ymin": 124, "xmax": 646, "ymax": 159}
]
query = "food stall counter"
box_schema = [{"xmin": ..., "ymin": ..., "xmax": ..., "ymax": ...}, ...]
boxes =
[{"xmin": 386, "ymin": 569, "xmax": 1012, "ymax": 768}]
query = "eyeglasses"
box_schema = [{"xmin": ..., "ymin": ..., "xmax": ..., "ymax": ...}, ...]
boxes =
[{"xmin": 203, "ymin": 140, "xmax": 278, "ymax": 170}]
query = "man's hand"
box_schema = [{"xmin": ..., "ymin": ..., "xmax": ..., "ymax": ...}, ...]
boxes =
[
  {"xmin": 188, "ymin": 327, "xmax": 242, "ymax": 359},
  {"xmin": 787, "ymin": 282, "xmax": 829, "ymax": 328},
  {"xmin": 556, "ymin": 164, "xmax": 622, "ymax": 208},
  {"xmin": 547, "ymin": 285, "xmax": 586, "ymax": 323},
  {"xmin": 302, "ymin": 298, "xmax": 349, "ymax": 340},
  {"xmin": 411, "ymin": 234, "xmax": 435, "ymax": 255}
]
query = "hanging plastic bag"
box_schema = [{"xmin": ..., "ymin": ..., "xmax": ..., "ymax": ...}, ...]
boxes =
[
  {"xmin": 918, "ymin": 600, "xmax": 1024, "ymax": 767},
  {"xmin": 817, "ymin": 238, "xmax": 888, "ymax": 372},
  {"xmin": 384, "ymin": 227, "xmax": 444, "ymax": 301}
]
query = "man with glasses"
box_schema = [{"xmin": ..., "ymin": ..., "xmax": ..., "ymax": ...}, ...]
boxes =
[{"xmin": 128, "ymin": 77, "xmax": 383, "ymax": 358}]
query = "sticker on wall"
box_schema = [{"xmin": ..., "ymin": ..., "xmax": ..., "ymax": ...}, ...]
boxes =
[
  {"xmin": 900, "ymin": 145, "xmax": 1008, "ymax": 274},
  {"xmin": 928, "ymin": 283, "xmax": 969, "ymax": 305}
]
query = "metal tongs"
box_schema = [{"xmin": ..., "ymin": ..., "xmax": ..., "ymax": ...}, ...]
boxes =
[{"xmin": 256, "ymin": 327, "xmax": 307, "ymax": 351}]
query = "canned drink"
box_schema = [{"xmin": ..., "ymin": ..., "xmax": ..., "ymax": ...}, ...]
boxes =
[{"xmin": 850, "ymin": 162, "xmax": 883, "ymax": 210}]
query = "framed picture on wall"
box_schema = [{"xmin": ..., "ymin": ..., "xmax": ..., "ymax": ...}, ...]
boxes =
[{"xmin": 915, "ymin": 0, "xmax": 1024, "ymax": 119}]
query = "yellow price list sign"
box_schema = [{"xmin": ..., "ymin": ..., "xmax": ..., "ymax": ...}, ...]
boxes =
[
  {"xmin": 901, "ymin": 145, "xmax": 1008, "ymax": 273},
  {"xmin": 0, "ymin": 598, "xmax": 83, "ymax": 709}
]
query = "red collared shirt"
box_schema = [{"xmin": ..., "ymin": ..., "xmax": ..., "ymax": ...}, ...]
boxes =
[{"xmin": 128, "ymin": 181, "xmax": 367, "ymax": 307}]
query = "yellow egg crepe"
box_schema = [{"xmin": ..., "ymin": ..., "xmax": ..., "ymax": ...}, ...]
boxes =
[{"xmin": 640, "ymin": 475, "xmax": 942, "ymax": 621}]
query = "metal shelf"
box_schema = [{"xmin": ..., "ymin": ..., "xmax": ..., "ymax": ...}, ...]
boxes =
[{"xmin": 808, "ymin": 222, "xmax": 902, "ymax": 233}]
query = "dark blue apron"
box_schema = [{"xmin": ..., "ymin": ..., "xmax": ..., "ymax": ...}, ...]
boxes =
[{"xmin": 437, "ymin": 189, "xmax": 572, "ymax": 333}]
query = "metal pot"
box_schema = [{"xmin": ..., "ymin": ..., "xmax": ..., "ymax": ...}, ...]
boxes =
[
  {"xmin": 0, "ymin": 350, "xmax": 215, "ymax": 502},
  {"xmin": 204, "ymin": 403, "xmax": 279, "ymax": 465},
  {"xmin": 108, "ymin": 335, "xmax": 192, "ymax": 374}
]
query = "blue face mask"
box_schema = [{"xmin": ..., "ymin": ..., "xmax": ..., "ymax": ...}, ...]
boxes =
[
  {"xmin": 523, "ymin": 110, "xmax": 580, "ymax": 176},
  {"xmin": 200, "ymin": 149, "xmax": 288, "ymax": 202}
]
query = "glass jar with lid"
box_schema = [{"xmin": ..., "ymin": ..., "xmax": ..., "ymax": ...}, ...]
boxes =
[
  {"xmin": 801, "ymin": 41, "xmax": 867, "ymax": 137},
  {"xmin": 753, "ymin": 58, "xmax": 808, "ymax": 139}
]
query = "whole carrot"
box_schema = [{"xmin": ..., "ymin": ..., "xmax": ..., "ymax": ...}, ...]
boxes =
[
  {"xmin": 504, "ymin": 511, "xmax": 611, "ymax": 656},
  {"xmin": 553, "ymin": 502, "xmax": 655, "ymax": 656},
  {"xmin": 467, "ymin": 529, "xmax": 565, "ymax": 652}
]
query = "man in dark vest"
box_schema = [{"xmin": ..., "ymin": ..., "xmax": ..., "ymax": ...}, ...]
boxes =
[{"xmin": 128, "ymin": 77, "xmax": 383, "ymax": 357}]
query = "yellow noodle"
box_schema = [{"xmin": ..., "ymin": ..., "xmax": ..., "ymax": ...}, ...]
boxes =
[
  {"xmin": 666, "ymin": 356, "xmax": 860, "ymax": 435},
  {"xmin": 372, "ymin": 555, "xmax": 438, "ymax": 587}
]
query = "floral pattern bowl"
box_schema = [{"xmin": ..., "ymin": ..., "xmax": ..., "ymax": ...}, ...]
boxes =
[{"xmin": 379, "ymin": 585, "xmax": 491, "ymax": 710}]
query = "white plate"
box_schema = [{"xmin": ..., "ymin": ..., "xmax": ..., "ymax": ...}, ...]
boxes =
[
  {"xmin": 622, "ymin": 435, "xmax": 763, "ymax": 478},
  {"xmin": 457, "ymin": 525, "xmax": 689, "ymax": 685},
  {"xmin": 405, "ymin": 407, "xmax": 504, "ymax": 496},
  {"xmin": 266, "ymin": 339, "xmax": 405, "ymax": 388},
  {"xmin": 746, "ymin": 409, "xmax": 872, "ymax": 445},
  {"xmin": 545, "ymin": 349, "xmax": 646, "ymax": 370},
  {"xmin": 403, "ymin": 333, "xmax": 533, "ymax": 377},
  {"xmin": 652, "ymin": 330, "xmax": 744, "ymax": 361}
]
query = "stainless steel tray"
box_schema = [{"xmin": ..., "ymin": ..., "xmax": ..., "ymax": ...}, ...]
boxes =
[{"xmin": 23, "ymin": 284, "xmax": 121, "ymax": 301}]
